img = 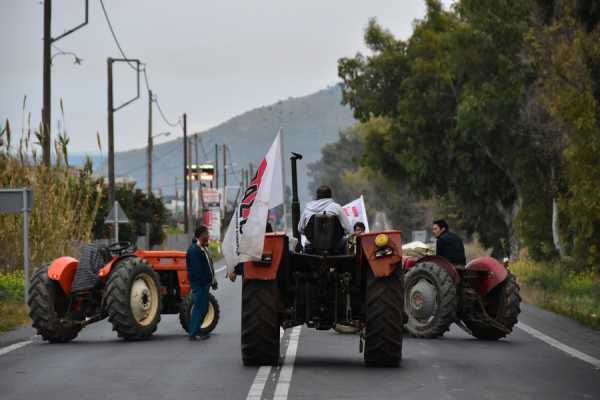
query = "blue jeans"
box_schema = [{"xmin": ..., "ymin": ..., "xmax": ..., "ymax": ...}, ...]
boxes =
[{"xmin": 189, "ymin": 282, "xmax": 210, "ymax": 337}]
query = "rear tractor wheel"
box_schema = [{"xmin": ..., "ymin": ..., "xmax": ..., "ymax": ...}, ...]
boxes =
[
  {"xmin": 364, "ymin": 268, "xmax": 404, "ymax": 367},
  {"xmin": 28, "ymin": 266, "xmax": 82, "ymax": 343},
  {"xmin": 461, "ymin": 272, "xmax": 521, "ymax": 340},
  {"xmin": 404, "ymin": 261, "xmax": 457, "ymax": 338},
  {"xmin": 103, "ymin": 258, "xmax": 161, "ymax": 340},
  {"xmin": 241, "ymin": 280, "xmax": 280, "ymax": 366},
  {"xmin": 179, "ymin": 292, "xmax": 220, "ymax": 335}
]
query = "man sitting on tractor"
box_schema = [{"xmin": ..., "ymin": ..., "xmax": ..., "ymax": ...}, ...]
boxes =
[
  {"xmin": 298, "ymin": 185, "xmax": 352, "ymax": 251},
  {"xmin": 432, "ymin": 219, "xmax": 466, "ymax": 266}
]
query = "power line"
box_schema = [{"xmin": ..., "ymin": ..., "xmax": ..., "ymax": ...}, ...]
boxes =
[{"xmin": 98, "ymin": 0, "xmax": 138, "ymax": 71}]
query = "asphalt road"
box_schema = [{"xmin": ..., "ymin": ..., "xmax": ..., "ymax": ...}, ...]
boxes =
[{"xmin": 1, "ymin": 262, "xmax": 599, "ymax": 400}]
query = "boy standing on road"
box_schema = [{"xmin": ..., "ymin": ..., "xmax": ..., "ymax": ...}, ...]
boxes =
[{"xmin": 186, "ymin": 225, "xmax": 217, "ymax": 340}]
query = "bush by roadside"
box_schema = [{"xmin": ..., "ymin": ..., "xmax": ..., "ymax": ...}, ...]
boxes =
[
  {"xmin": 0, "ymin": 270, "xmax": 29, "ymax": 334},
  {"xmin": 511, "ymin": 258, "xmax": 600, "ymax": 330}
]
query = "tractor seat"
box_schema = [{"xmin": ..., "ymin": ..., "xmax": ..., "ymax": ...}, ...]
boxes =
[{"xmin": 304, "ymin": 213, "xmax": 346, "ymax": 254}]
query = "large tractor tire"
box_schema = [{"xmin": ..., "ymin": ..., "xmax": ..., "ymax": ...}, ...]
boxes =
[
  {"xmin": 103, "ymin": 258, "xmax": 161, "ymax": 340},
  {"xmin": 404, "ymin": 261, "xmax": 457, "ymax": 338},
  {"xmin": 462, "ymin": 273, "xmax": 521, "ymax": 340},
  {"xmin": 179, "ymin": 292, "xmax": 220, "ymax": 334},
  {"xmin": 28, "ymin": 266, "xmax": 82, "ymax": 343},
  {"xmin": 364, "ymin": 268, "xmax": 404, "ymax": 367},
  {"xmin": 241, "ymin": 279, "xmax": 280, "ymax": 366}
]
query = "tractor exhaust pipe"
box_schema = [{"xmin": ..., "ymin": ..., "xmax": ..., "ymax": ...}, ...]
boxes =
[{"xmin": 290, "ymin": 152, "xmax": 303, "ymax": 241}]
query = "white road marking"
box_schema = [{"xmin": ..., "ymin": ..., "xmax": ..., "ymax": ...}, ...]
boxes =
[
  {"xmin": 215, "ymin": 266, "xmax": 226, "ymax": 273},
  {"xmin": 517, "ymin": 322, "xmax": 600, "ymax": 369},
  {"xmin": 273, "ymin": 326, "xmax": 301, "ymax": 400},
  {"xmin": 0, "ymin": 340, "xmax": 32, "ymax": 357},
  {"xmin": 246, "ymin": 328, "xmax": 286, "ymax": 400}
]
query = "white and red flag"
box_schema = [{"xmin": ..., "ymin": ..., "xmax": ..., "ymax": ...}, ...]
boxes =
[
  {"xmin": 223, "ymin": 131, "xmax": 284, "ymax": 273},
  {"xmin": 342, "ymin": 195, "xmax": 369, "ymax": 232}
]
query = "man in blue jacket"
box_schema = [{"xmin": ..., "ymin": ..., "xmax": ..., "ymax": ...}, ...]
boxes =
[{"xmin": 186, "ymin": 225, "xmax": 216, "ymax": 340}]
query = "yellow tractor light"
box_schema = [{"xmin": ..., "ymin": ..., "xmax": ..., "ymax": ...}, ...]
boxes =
[{"xmin": 374, "ymin": 234, "xmax": 389, "ymax": 248}]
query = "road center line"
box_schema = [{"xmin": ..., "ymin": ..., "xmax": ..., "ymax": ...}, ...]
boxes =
[
  {"xmin": 0, "ymin": 340, "xmax": 32, "ymax": 357},
  {"xmin": 273, "ymin": 326, "xmax": 301, "ymax": 400},
  {"xmin": 246, "ymin": 328, "xmax": 286, "ymax": 400},
  {"xmin": 517, "ymin": 322, "xmax": 600, "ymax": 369}
]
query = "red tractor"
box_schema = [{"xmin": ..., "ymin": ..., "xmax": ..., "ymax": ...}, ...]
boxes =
[
  {"xmin": 402, "ymin": 251, "xmax": 521, "ymax": 340},
  {"xmin": 28, "ymin": 242, "xmax": 219, "ymax": 342},
  {"xmin": 240, "ymin": 153, "xmax": 405, "ymax": 367}
]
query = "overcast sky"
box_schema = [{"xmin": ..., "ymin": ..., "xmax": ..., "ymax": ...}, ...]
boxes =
[{"xmin": 1, "ymin": 0, "xmax": 452, "ymax": 154}]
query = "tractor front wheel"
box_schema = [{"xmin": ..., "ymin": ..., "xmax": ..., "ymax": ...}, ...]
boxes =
[
  {"xmin": 179, "ymin": 292, "xmax": 220, "ymax": 335},
  {"xmin": 404, "ymin": 261, "xmax": 457, "ymax": 338},
  {"xmin": 28, "ymin": 266, "xmax": 82, "ymax": 343},
  {"xmin": 103, "ymin": 258, "xmax": 161, "ymax": 340},
  {"xmin": 364, "ymin": 268, "xmax": 404, "ymax": 367},
  {"xmin": 241, "ymin": 279, "xmax": 280, "ymax": 366},
  {"xmin": 462, "ymin": 273, "xmax": 521, "ymax": 340}
]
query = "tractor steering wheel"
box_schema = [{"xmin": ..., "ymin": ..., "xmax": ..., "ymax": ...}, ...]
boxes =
[{"xmin": 106, "ymin": 241, "xmax": 137, "ymax": 256}]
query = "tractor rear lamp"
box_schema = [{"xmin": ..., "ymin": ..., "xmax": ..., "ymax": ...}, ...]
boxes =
[
  {"xmin": 255, "ymin": 253, "xmax": 273, "ymax": 267},
  {"xmin": 375, "ymin": 247, "xmax": 393, "ymax": 258},
  {"xmin": 374, "ymin": 234, "xmax": 389, "ymax": 248}
]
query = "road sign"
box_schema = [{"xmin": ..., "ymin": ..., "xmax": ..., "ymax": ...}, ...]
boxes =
[
  {"xmin": 0, "ymin": 188, "xmax": 33, "ymax": 304},
  {"xmin": 105, "ymin": 201, "xmax": 129, "ymax": 223},
  {"xmin": 0, "ymin": 188, "xmax": 33, "ymax": 213},
  {"xmin": 105, "ymin": 201, "xmax": 129, "ymax": 242}
]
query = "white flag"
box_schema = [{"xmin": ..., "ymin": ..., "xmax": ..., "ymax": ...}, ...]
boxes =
[
  {"xmin": 342, "ymin": 195, "xmax": 369, "ymax": 232},
  {"xmin": 223, "ymin": 131, "xmax": 284, "ymax": 272}
]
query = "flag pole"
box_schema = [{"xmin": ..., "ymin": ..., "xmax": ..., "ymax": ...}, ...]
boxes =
[{"xmin": 279, "ymin": 127, "xmax": 288, "ymax": 234}]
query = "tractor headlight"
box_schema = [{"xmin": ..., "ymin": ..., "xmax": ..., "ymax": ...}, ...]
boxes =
[
  {"xmin": 374, "ymin": 234, "xmax": 389, "ymax": 248},
  {"xmin": 374, "ymin": 234, "xmax": 393, "ymax": 258}
]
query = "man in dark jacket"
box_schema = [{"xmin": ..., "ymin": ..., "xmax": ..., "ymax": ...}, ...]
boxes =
[
  {"xmin": 432, "ymin": 219, "xmax": 466, "ymax": 266},
  {"xmin": 186, "ymin": 225, "xmax": 216, "ymax": 340}
]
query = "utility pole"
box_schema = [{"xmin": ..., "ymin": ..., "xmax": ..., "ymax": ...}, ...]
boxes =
[
  {"xmin": 214, "ymin": 143, "xmax": 219, "ymax": 191},
  {"xmin": 175, "ymin": 176, "xmax": 178, "ymax": 221},
  {"xmin": 223, "ymin": 145, "xmax": 228, "ymax": 189},
  {"xmin": 42, "ymin": 0, "xmax": 89, "ymax": 167},
  {"xmin": 42, "ymin": 0, "xmax": 52, "ymax": 167},
  {"xmin": 188, "ymin": 136, "xmax": 193, "ymax": 226},
  {"xmin": 107, "ymin": 58, "xmax": 115, "ymax": 205},
  {"xmin": 195, "ymin": 134, "xmax": 205, "ymax": 222},
  {"xmin": 147, "ymin": 90, "xmax": 153, "ymax": 195},
  {"xmin": 249, "ymin": 162, "xmax": 254, "ymax": 181},
  {"xmin": 183, "ymin": 113, "xmax": 188, "ymax": 233},
  {"xmin": 107, "ymin": 57, "xmax": 141, "ymax": 206}
]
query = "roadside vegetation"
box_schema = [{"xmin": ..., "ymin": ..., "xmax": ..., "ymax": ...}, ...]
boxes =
[
  {"xmin": 512, "ymin": 258, "xmax": 600, "ymax": 330},
  {"xmin": 0, "ymin": 270, "xmax": 28, "ymax": 333}
]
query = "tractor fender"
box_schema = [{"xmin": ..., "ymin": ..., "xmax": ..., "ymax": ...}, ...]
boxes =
[
  {"xmin": 360, "ymin": 231, "xmax": 403, "ymax": 278},
  {"xmin": 244, "ymin": 233, "xmax": 287, "ymax": 281},
  {"xmin": 465, "ymin": 256, "xmax": 508, "ymax": 295},
  {"xmin": 98, "ymin": 254, "xmax": 136, "ymax": 280},
  {"xmin": 47, "ymin": 256, "xmax": 79, "ymax": 295},
  {"xmin": 412, "ymin": 255, "xmax": 461, "ymax": 285}
]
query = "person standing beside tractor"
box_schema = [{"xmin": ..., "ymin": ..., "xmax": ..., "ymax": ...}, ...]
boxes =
[
  {"xmin": 186, "ymin": 225, "xmax": 217, "ymax": 340},
  {"xmin": 432, "ymin": 219, "xmax": 466, "ymax": 266}
]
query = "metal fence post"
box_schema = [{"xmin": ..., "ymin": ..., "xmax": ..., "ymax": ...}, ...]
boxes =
[{"xmin": 23, "ymin": 189, "xmax": 30, "ymax": 304}]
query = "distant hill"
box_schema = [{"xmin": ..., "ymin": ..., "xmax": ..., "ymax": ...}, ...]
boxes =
[{"xmin": 97, "ymin": 85, "xmax": 355, "ymax": 204}]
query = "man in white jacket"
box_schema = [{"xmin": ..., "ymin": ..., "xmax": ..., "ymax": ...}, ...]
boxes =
[{"xmin": 298, "ymin": 186, "xmax": 353, "ymax": 246}]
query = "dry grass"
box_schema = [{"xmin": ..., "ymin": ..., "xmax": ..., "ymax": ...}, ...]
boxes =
[
  {"xmin": 0, "ymin": 154, "xmax": 101, "ymax": 274},
  {"xmin": 511, "ymin": 258, "xmax": 600, "ymax": 330},
  {"xmin": 0, "ymin": 302, "xmax": 29, "ymax": 334}
]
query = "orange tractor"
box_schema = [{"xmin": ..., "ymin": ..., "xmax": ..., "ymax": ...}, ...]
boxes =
[
  {"xmin": 28, "ymin": 242, "xmax": 219, "ymax": 342},
  {"xmin": 240, "ymin": 153, "xmax": 405, "ymax": 367}
]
